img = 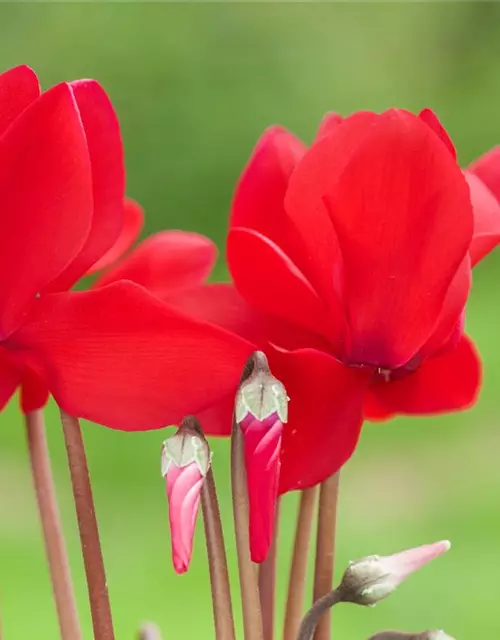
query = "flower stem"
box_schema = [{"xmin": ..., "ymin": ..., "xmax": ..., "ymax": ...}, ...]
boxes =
[
  {"xmin": 137, "ymin": 622, "xmax": 163, "ymax": 640},
  {"xmin": 297, "ymin": 588, "xmax": 343, "ymax": 640},
  {"xmin": 312, "ymin": 472, "xmax": 340, "ymax": 640},
  {"xmin": 59, "ymin": 410, "xmax": 114, "ymax": 640},
  {"xmin": 201, "ymin": 467, "xmax": 236, "ymax": 640},
  {"xmin": 25, "ymin": 410, "xmax": 82, "ymax": 640},
  {"xmin": 259, "ymin": 499, "xmax": 280, "ymax": 640},
  {"xmin": 231, "ymin": 419, "xmax": 263, "ymax": 640},
  {"xmin": 283, "ymin": 487, "xmax": 317, "ymax": 640}
]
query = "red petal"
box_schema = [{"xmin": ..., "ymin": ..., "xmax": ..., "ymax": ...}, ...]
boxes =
[
  {"xmin": 230, "ymin": 126, "xmax": 306, "ymax": 249},
  {"xmin": 0, "ymin": 83, "xmax": 92, "ymax": 337},
  {"xmin": 228, "ymin": 227, "xmax": 333, "ymax": 341},
  {"xmin": 465, "ymin": 172, "xmax": 500, "ymax": 266},
  {"xmin": 10, "ymin": 281, "xmax": 254, "ymax": 430},
  {"xmin": 21, "ymin": 367, "xmax": 49, "ymax": 414},
  {"xmin": 315, "ymin": 112, "xmax": 344, "ymax": 140},
  {"xmin": 363, "ymin": 390, "xmax": 394, "ymax": 422},
  {"xmin": 87, "ymin": 199, "xmax": 144, "ymax": 274},
  {"xmin": 0, "ymin": 349, "xmax": 21, "ymax": 410},
  {"xmin": 468, "ymin": 146, "xmax": 500, "ymax": 201},
  {"xmin": 369, "ymin": 335, "xmax": 481, "ymax": 415},
  {"xmin": 44, "ymin": 80, "xmax": 125, "ymax": 291},
  {"xmin": 321, "ymin": 110, "xmax": 472, "ymax": 367},
  {"xmin": 94, "ymin": 231, "xmax": 217, "ymax": 295},
  {"xmin": 268, "ymin": 348, "xmax": 372, "ymax": 494},
  {"xmin": 0, "ymin": 66, "xmax": 40, "ymax": 136},
  {"xmin": 418, "ymin": 108, "xmax": 457, "ymax": 159}
]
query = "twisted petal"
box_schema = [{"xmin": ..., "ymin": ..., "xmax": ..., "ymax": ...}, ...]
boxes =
[
  {"xmin": 94, "ymin": 231, "xmax": 217, "ymax": 295},
  {"xmin": 0, "ymin": 82, "xmax": 93, "ymax": 337},
  {"xmin": 165, "ymin": 462, "xmax": 204, "ymax": 574},
  {"xmin": 0, "ymin": 349, "xmax": 21, "ymax": 410},
  {"xmin": 465, "ymin": 172, "xmax": 500, "ymax": 266},
  {"xmin": 44, "ymin": 80, "xmax": 125, "ymax": 291},
  {"xmin": 10, "ymin": 281, "xmax": 254, "ymax": 430}
]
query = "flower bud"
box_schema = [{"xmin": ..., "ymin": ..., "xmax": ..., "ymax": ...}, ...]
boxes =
[
  {"xmin": 368, "ymin": 631, "xmax": 455, "ymax": 640},
  {"xmin": 340, "ymin": 540, "xmax": 451, "ymax": 606},
  {"xmin": 161, "ymin": 417, "xmax": 211, "ymax": 574},
  {"xmin": 235, "ymin": 351, "xmax": 288, "ymax": 563}
]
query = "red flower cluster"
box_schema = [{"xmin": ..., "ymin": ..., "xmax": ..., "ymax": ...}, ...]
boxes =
[
  {"xmin": 0, "ymin": 66, "xmax": 252, "ymax": 428},
  {"xmin": 99, "ymin": 109, "xmax": 500, "ymax": 496},
  {"xmin": 2, "ymin": 65, "xmax": 500, "ymax": 507}
]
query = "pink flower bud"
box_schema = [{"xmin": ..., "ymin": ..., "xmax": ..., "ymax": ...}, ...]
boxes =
[
  {"xmin": 161, "ymin": 419, "xmax": 211, "ymax": 574},
  {"xmin": 235, "ymin": 351, "xmax": 288, "ymax": 563},
  {"xmin": 340, "ymin": 540, "xmax": 451, "ymax": 605}
]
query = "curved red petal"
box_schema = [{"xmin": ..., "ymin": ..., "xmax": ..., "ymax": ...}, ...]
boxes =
[
  {"xmin": 323, "ymin": 110, "xmax": 472, "ymax": 367},
  {"xmin": 268, "ymin": 348, "xmax": 372, "ymax": 494},
  {"xmin": 228, "ymin": 227, "xmax": 333, "ymax": 341},
  {"xmin": 315, "ymin": 112, "xmax": 344, "ymax": 140},
  {"xmin": 418, "ymin": 108, "xmax": 457, "ymax": 159},
  {"xmin": 88, "ymin": 199, "xmax": 144, "ymax": 274},
  {"xmin": 44, "ymin": 80, "xmax": 125, "ymax": 291},
  {"xmin": 230, "ymin": 125, "xmax": 306, "ymax": 245},
  {"xmin": 465, "ymin": 172, "xmax": 500, "ymax": 266},
  {"xmin": 370, "ymin": 335, "xmax": 481, "ymax": 415},
  {"xmin": 94, "ymin": 231, "xmax": 217, "ymax": 294},
  {"xmin": 363, "ymin": 390, "xmax": 395, "ymax": 422},
  {"xmin": 468, "ymin": 146, "xmax": 500, "ymax": 201},
  {"xmin": 0, "ymin": 66, "xmax": 40, "ymax": 136},
  {"xmin": 0, "ymin": 348, "xmax": 21, "ymax": 410},
  {"xmin": 0, "ymin": 83, "xmax": 93, "ymax": 337},
  {"xmin": 11, "ymin": 281, "xmax": 254, "ymax": 430}
]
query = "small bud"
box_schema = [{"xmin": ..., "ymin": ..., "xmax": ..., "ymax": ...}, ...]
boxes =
[
  {"xmin": 368, "ymin": 631, "xmax": 455, "ymax": 640},
  {"xmin": 235, "ymin": 351, "xmax": 288, "ymax": 563},
  {"xmin": 161, "ymin": 417, "xmax": 212, "ymax": 574},
  {"xmin": 340, "ymin": 540, "xmax": 451, "ymax": 606},
  {"xmin": 137, "ymin": 622, "xmax": 163, "ymax": 640}
]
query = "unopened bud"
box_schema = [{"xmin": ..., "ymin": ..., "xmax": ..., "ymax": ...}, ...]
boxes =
[
  {"xmin": 137, "ymin": 622, "xmax": 163, "ymax": 640},
  {"xmin": 161, "ymin": 417, "xmax": 212, "ymax": 574},
  {"xmin": 340, "ymin": 540, "xmax": 451, "ymax": 606},
  {"xmin": 368, "ymin": 631, "xmax": 455, "ymax": 640},
  {"xmin": 235, "ymin": 351, "xmax": 288, "ymax": 562}
]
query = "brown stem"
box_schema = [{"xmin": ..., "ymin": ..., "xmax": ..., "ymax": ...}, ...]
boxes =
[
  {"xmin": 201, "ymin": 467, "xmax": 236, "ymax": 640},
  {"xmin": 312, "ymin": 473, "xmax": 340, "ymax": 640},
  {"xmin": 283, "ymin": 488, "xmax": 318, "ymax": 640},
  {"xmin": 60, "ymin": 410, "xmax": 114, "ymax": 640},
  {"xmin": 297, "ymin": 588, "xmax": 343, "ymax": 640},
  {"xmin": 259, "ymin": 498, "xmax": 280, "ymax": 640},
  {"xmin": 137, "ymin": 622, "xmax": 163, "ymax": 640},
  {"xmin": 25, "ymin": 410, "xmax": 82, "ymax": 640},
  {"xmin": 231, "ymin": 419, "xmax": 263, "ymax": 640}
]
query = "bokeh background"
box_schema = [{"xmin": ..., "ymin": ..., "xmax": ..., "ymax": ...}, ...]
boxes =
[{"xmin": 1, "ymin": 3, "xmax": 499, "ymax": 638}]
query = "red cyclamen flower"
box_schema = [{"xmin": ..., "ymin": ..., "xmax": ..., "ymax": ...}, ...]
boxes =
[
  {"xmin": 235, "ymin": 352, "xmax": 287, "ymax": 562},
  {"xmin": 0, "ymin": 65, "xmax": 253, "ymax": 430},
  {"xmin": 161, "ymin": 421, "xmax": 212, "ymax": 574},
  {"xmin": 95, "ymin": 108, "xmax": 500, "ymax": 493}
]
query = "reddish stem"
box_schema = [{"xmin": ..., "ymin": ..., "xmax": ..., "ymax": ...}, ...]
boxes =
[
  {"xmin": 283, "ymin": 487, "xmax": 317, "ymax": 640},
  {"xmin": 313, "ymin": 473, "xmax": 340, "ymax": 640},
  {"xmin": 259, "ymin": 499, "xmax": 280, "ymax": 640},
  {"xmin": 60, "ymin": 410, "xmax": 114, "ymax": 640},
  {"xmin": 25, "ymin": 410, "xmax": 82, "ymax": 640}
]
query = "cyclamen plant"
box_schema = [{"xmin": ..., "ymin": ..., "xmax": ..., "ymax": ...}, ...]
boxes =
[{"xmin": 2, "ymin": 64, "xmax": 499, "ymax": 639}]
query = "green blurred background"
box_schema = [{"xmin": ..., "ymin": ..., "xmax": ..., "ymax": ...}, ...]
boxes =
[{"xmin": 1, "ymin": 3, "xmax": 499, "ymax": 638}]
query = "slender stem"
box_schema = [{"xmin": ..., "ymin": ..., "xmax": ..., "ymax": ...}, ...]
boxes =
[
  {"xmin": 201, "ymin": 467, "xmax": 236, "ymax": 640},
  {"xmin": 231, "ymin": 420, "xmax": 264, "ymax": 640},
  {"xmin": 283, "ymin": 488, "xmax": 318, "ymax": 640},
  {"xmin": 26, "ymin": 411, "xmax": 82, "ymax": 640},
  {"xmin": 312, "ymin": 473, "xmax": 340, "ymax": 640},
  {"xmin": 60, "ymin": 410, "xmax": 114, "ymax": 640},
  {"xmin": 137, "ymin": 622, "xmax": 163, "ymax": 640},
  {"xmin": 297, "ymin": 588, "xmax": 342, "ymax": 640},
  {"xmin": 259, "ymin": 498, "xmax": 280, "ymax": 640}
]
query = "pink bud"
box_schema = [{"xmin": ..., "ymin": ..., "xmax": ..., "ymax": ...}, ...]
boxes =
[
  {"xmin": 236, "ymin": 352, "xmax": 288, "ymax": 563},
  {"xmin": 341, "ymin": 540, "xmax": 451, "ymax": 605},
  {"xmin": 161, "ymin": 419, "xmax": 211, "ymax": 575}
]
